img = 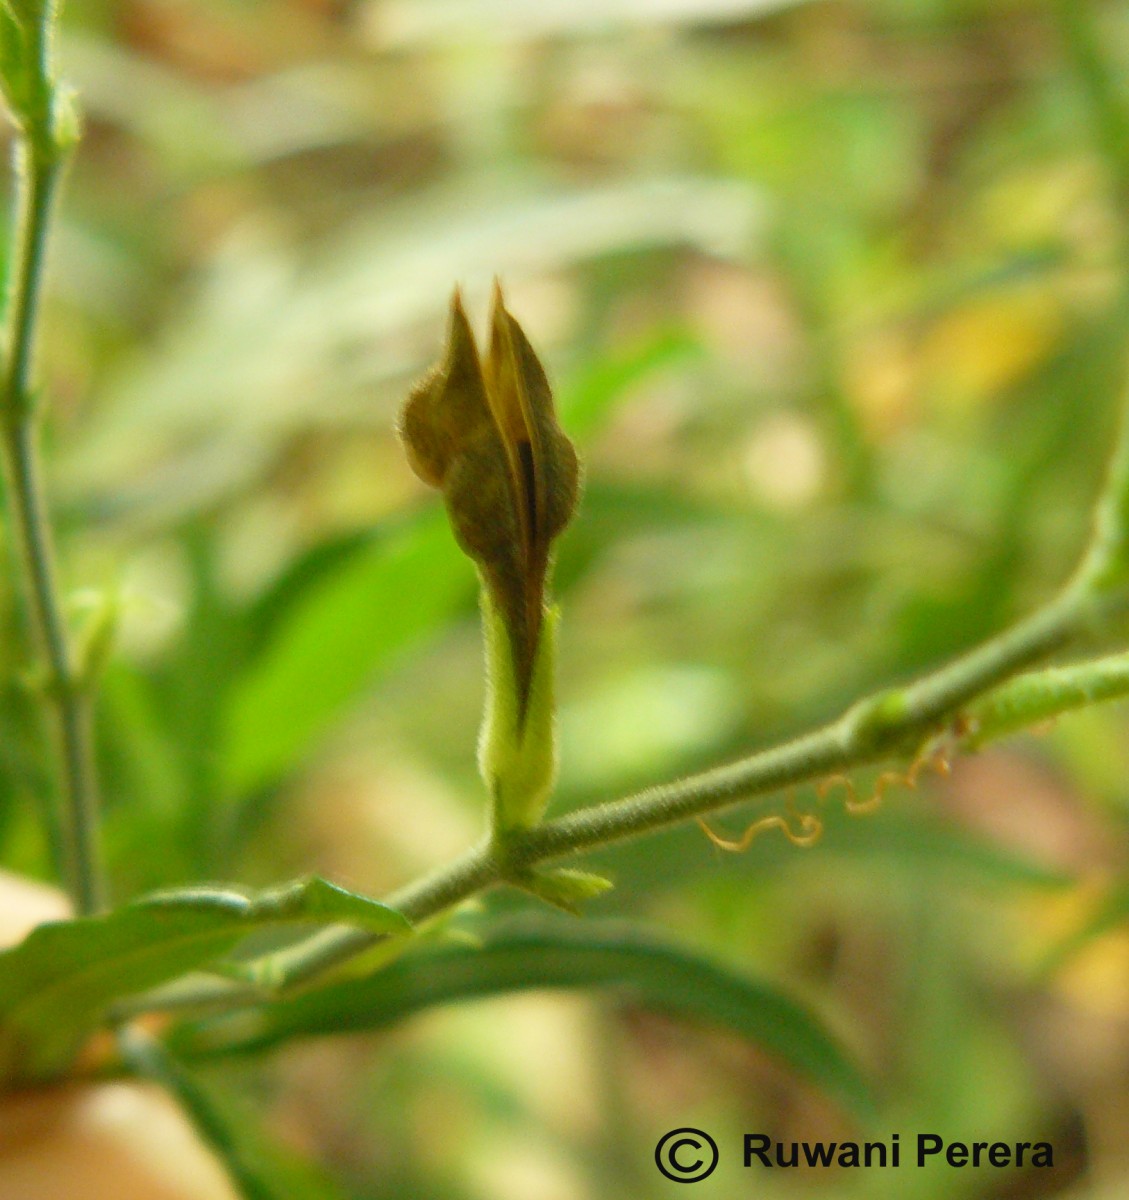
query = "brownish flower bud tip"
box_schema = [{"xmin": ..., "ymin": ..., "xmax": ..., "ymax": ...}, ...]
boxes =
[{"xmin": 398, "ymin": 285, "xmax": 579, "ymax": 715}]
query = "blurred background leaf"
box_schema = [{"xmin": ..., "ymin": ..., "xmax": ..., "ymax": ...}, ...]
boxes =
[{"xmin": 170, "ymin": 916, "xmax": 875, "ymax": 1122}]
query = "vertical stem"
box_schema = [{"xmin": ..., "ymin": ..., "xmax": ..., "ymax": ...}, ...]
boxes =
[
  {"xmin": 0, "ymin": 141, "xmax": 104, "ymax": 914},
  {"xmin": 117, "ymin": 1026, "xmax": 277, "ymax": 1200}
]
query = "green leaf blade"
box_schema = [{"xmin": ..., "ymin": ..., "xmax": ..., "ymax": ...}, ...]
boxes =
[
  {"xmin": 0, "ymin": 877, "xmax": 408, "ymax": 1083},
  {"xmin": 172, "ymin": 919, "xmax": 874, "ymax": 1122},
  {"xmin": 223, "ymin": 510, "xmax": 468, "ymax": 794}
]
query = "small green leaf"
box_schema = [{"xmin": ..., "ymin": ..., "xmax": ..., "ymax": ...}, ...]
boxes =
[
  {"xmin": 171, "ymin": 919, "xmax": 874, "ymax": 1121},
  {"xmin": 231, "ymin": 876, "xmax": 410, "ymax": 933},
  {"xmin": 49, "ymin": 79, "xmax": 80, "ymax": 151},
  {"xmin": 512, "ymin": 866, "xmax": 614, "ymax": 913},
  {"xmin": 69, "ymin": 587, "xmax": 121, "ymax": 689},
  {"xmin": 0, "ymin": 877, "xmax": 408, "ymax": 1083}
]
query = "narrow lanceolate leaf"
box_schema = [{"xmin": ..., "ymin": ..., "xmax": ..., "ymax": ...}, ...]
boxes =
[
  {"xmin": 170, "ymin": 919, "xmax": 874, "ymax": 1121},
  {"xmin": 0, "ymin": 877, "xmax": 408, "ymax": 1084}
]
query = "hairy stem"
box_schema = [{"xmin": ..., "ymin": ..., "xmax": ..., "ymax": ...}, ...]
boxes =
[
  {"xmin": 179, "ymin": 362, "xmax": 1129, "ymax": 999},
  {"xmin": 515, "ymin": 595, "xmax": 1088, "ymax": 864},
  {"xmin": 109, "ymin": 357, "xmax": 1129, "ymax": 1017},
  {"xmin": 133, "ymin": 577, "xmax": 1126, "ymax": 1013},
  {"xmin": 116, "ymin": 2, "xmax": 1129, "ymax": 1016},
  {"xmin": 1, "ymin": 141, "xmax": 103, "ymax": 914},
  {"xmin": 967, "ymin": 649, "xmax": 1129, "ymax": 746}
]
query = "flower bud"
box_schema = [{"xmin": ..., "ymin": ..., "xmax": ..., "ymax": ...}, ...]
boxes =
[{"xmin": 399, "ymin": 284, "xmax": 579, "ymax": 829}]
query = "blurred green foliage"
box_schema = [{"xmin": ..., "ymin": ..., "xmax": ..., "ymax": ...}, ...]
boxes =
[{"xmin": 2, "ymin": 0, "xmax": 1129, "ymax": 1196}]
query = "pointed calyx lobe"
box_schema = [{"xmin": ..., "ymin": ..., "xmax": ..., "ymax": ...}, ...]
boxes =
[{"xmin": 399, "ymin": 285, "xmax": 579, "ymax": 715}]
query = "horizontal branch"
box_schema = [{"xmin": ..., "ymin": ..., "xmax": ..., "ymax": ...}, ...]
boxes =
[
  {"xmin": 90, "ymin": 0, "xmax": 1129, "ymax": 1071},
  {"xmin": 511, "ymin": 596, "xmax": 1087, "ymax": 866},
  {"xmin": 128, "ymin": 375, "xmax": 1129, "ymax": 1014},
  {"xmin": 134, "ymin": 591, "xmax": 1129, "ymax": 1011}
]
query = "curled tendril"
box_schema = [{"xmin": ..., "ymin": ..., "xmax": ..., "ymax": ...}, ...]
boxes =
[
  {"xmin": 816, "ymin": 772, "xmax": 866, "ymax": 813},
  {"xmin": 695, "ymin": 732, "xmax": 961, "ymax": 856},
  {"xmin": 819, "ymin": 740, "xmax": 955, "ymax": 817},
  {"xmin": 697, "ymin": 791, "xmax": 823, "ymax": 852}
]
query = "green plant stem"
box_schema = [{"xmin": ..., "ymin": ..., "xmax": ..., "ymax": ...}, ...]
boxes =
[
  {"xmin": 116, "ymin": 1026, "xmax": 278, "ymax": 1200},
  {"xmin": 6, "ymin": 147, "xmax": 57, "ymax": 411},
  {"xmin": 261, "ymin": 587, "xmax": 1112, "ymax": 982},
  {"xmin": 102, "ymin": 623, "xmax": 1129, "ymax": 1031},
  {"xmin": 110, "ymin": 357, "xmax": 1129, "ymax": 1019},
  {"xmin": 138, "ymin": 590, "xmax": 1118, "ymax": 1013},
  {"xmin": 516, "ymin": 596, "xmax": 1088, "ymax": 863},
  {"xmin": 0, "ymin": 142, "xmax": 103, "ymax": 915},
  {"xmin": 253, "ymin": 842, "xmax": 500, "ymax": 989},
  {"xmin": 967, "ymin": 648, "xmax": 1129, "ymax": 746}
]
